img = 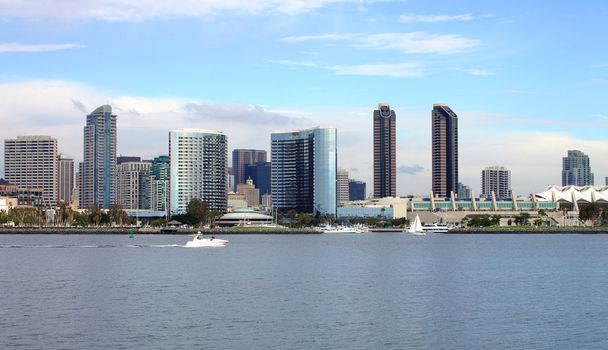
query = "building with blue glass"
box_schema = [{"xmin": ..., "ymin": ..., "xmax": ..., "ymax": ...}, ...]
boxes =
[
  {"xmin": 562, "ymin": 150, "xmax": 594, "ymax": 186},
  {"xmin": 80, "ymin": 105, "xmax": 116, "ymax": 209},
  {"xmin": 348, "ymin": 180, "xmax": 366, "ymax": 201},
  {"xmin": 245, "ymin": 162, "xmax": 271, "ymax": 200},
  {"xmin": 271, "ymin": 126, "xmax": 336, "ymax": 216}
]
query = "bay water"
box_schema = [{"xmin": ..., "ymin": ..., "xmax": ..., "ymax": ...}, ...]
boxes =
[{"xmin": 1, "ymin": 233, "xmax": 607, "ymax": 349}]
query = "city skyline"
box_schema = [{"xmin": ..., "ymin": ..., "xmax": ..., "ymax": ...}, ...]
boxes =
[{"xmin": 0, "ymin": 1, "xmax": 607, "ymax": 196}]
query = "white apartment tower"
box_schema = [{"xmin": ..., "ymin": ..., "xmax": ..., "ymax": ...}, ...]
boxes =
[
  {"xmin": 481, "ymin": 166, "xmax": 512, "ymax": 198},
  {"xmin": 169, "ymin": 129, "xmax": 227, "ymax": 214}
]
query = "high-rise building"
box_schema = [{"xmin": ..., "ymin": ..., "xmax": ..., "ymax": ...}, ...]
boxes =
[
  {"xmin": 244, "ymin": 162, "xmax": 271, "ymax": 199},
  {"xmin": 57, "ymin": 156, "xmax": 74, "ymax": 204},
  {"xmin": 373, "ymin": 103, "xmax": 396, "ymax": 198},
  {"xmin": 337, "ymin": 168, "xmax": 349, "ymax": 205},
  {"xmin": 562, "ymin": 150, "xmax": 594, "ymax": 186},
  {"xmin": 348, "ymin": 180, "xmax": 366, "ymax": 201},
  {"xmin": 232, "ymin": 149, "xmax": 266, "ymax": 190},
  {"xmin": 457, "ymin": 182, "xmax": 471, "ymax": 199},
  {"xmin": 271, "ymin": 126, "xmax": 336, "ymax": 216},
  {"xmin": 4, "ymin": 136, "xmax": 58, "ymax": 206},
  {"xmin": 116, "ymin": 160, "xmax": 151, "ymax": 209},
  {"xmin": 481, "ymin": 166, "xmax": 512, "ymax": 198},
  {"xmin": 236, "ymin": 178, "xmax": 260, "ymax": 208},
  {"xmin": 150, "ymin": 156, "xmax": 169, "ymax": 212},
  {"xmin": 169, "ymin": 129, "xmax": 227, "ymax": 213},
  {"xmin": 606, "ymin": 177, "xmax": 608, "ymax": 186},
  {"xmin": 81, "ymin": 105, "xmax": 117, "ymax": 209},
  {"xmin": 432, "ymin": 104, "xmax": 459, "ymax": 198}
]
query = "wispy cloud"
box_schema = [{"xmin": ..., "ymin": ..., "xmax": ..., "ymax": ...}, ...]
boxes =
[
  {"xmin": 328, "ymin": 62, "xmax": 424, "ymax": 78},
  {"xmin": 399, "ymin": 14, "xmax": 474, "ymax": 23},
  {"xmin": 269, "ymin": 59, "xmax": 425, "ymax": 78},
  {"xmin": 455, "ymin": 68, "xmax": 493, "ymax": 76},
  {"xmin": 282, "ymin": 32, "xmax": 480, "ymax": 55},
  {"xmin": 0, "ymin": 0, "xmax": 376, "ymax": 21},
  {"xmin": 0, "ymin": 43, "xmax": 81, "ymax": 53},
  {"xmin": 398, "ymin": 165, "xmax": 424, "ymax": 175}
]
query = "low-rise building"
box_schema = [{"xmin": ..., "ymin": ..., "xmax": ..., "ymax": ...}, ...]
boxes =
[{"xmin": 338, "ymin": 197, "xmax": 408, "ymax": 220}]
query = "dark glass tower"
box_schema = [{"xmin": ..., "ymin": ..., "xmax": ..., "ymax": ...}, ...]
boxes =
[
  {"xmin": 432, "ymin": 104, "xmax": 458, "ymax": 198},
  {"xmin": 232, "ymin": 149, "xmax": 266, "ymax": 191},
  {"xmin": 373, "ymin": 103, "xmax": 396, "ymax": 198}
]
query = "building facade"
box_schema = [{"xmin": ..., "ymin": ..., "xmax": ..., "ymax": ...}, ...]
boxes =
[
  {"xmin": 373, "ymin": 103, "xmax": 396, "ymax": 198},
  {"xmin": 81, "ymin": 105, "xmax": 117, "ymax": 209},
  {"xmin": 457, "ymin": 182, "xmax": 471, "ymax": 199},
  {"xmin": 271, "ymin": 126, "xmax": 337, "ymax": 216},
  {"xmin": 150, "ymin": 156, "xmax": 169, "ymax": 212},
  {"xmin": 116, "ymin": 160, "xmax": 151, "ymax": 210},
  {"xmin": 562, "ymin": 150, "xmax": 594, "ymax": 186},
  {"xmin": 169, "ymin": 129, "xmax": 227, "ymax": 214},
  {"xmin": 348, "ymin": 180, "xmax": 366, "ymax": 201},
  {"xmin": 244, "ymin": 162, "xmax": 271, "ymax": 200},
  {"xmin": 432, "ymin": 104, "xmax": 459, "ymax": 198},
  {"xmin": 57, "ymin": 156, "xmax": 74, "ymax": 204},
  {"xmin": 232, "ymin": 149, "xmax": 266, "ymax": 191},
  {"xmin": 481, "ymin": 166, "xmax": 512, "ymax": 198},
  {"xmin": 236, "ymin": 178, "xmax": 260, "ymax": 208},
  {"xmin": 4, "ymin": 136, "xmax": 58, "ymax": 206},
  {"xmin": 337, "ymin": 168, "xmax": 349, "ymax": 205}
]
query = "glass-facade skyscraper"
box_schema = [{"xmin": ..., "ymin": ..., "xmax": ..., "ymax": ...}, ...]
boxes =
[
  {"xmin": 562, "ymin": 150, "xmax": 594, "ymax": 186},
  {"xmin": 373, "ymin": 103, "xmax": 396, "ymax": 198},
  {"xmin": 169, "ymin": 129, "xmax": 227, "ymax": 213},
  {"xmin": 271, "ymin": 126, "xmax": 337, "ymax": 216},
  {"xmin": 432, "ymin": 104, "xmax": 458, "ymax": 198},
  {"xmin": 81, "ymin": 105, "xmax": 117, "ymax": 209},
  {"xmin": 244, "ymin": 161, "xmax": 271, "ymax": 199},
  {"xmin": 348, "ymin": 180, "xmax": 366, "ymax": 201},
  {"xmin": 232, "ymin": 149, "xmax": 266, "ymax": 191},
  {"xmin": 150, "ymin": 155, "xmax": 169, "ymax": 212}
]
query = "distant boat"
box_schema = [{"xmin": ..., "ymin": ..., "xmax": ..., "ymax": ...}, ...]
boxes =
[
  {"xmin": 320, "ymin": 225, "xmax": 367, "ymax": 234},
  {"xmin": 422, "ymin": 223, "xmax": 450, "ymax": 233},
  {"xmin": 185, "ymin": 232, "xmax": 228, "ymax": 248},
  {"xmin": 405, "ymin": 215, "xmax": 425, "ymax": 236}
]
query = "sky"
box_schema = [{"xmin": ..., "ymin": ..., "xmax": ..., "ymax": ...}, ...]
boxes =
[{"xmin": 0, "ymin": 0, "xmax": 607, "ymax": 196}]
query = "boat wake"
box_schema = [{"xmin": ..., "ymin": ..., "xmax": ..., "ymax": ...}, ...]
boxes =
[{"xmin": 0, "ymin": 244, "xmax": 186, "ymax": 249}]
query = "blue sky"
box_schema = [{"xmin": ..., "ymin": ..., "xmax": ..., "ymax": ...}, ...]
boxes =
[{"xmin": 0, "ymin": 0, "xmax": 607, "ymax": 195}]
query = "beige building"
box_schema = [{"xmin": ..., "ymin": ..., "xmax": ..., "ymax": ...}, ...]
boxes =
[
  {"xmin": 4, "ymin": 136, "xmax": 58, "ymax": 206},
  {"xmin": 236, "ymin": 178, "xmax": 260, "ymax": 208},
  {"xmin": 337, "ymin": 168, "xmax": 349, "ymax": 205}
]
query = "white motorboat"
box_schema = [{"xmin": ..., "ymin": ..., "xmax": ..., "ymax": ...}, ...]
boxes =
[
  {"xmin": 405, "ymin": 215, "xmax": 426, "ymax": 236},
  {"xmin": 422, "ymin": 223, "xmax": 450, "ymax": 233},
  {"xmin": 185, "ymin": 233, "xmax": 228, "ymax": 248},
  {"xmin": 321, "ymin": 225, "xmax": 366, "ymax": 234}
]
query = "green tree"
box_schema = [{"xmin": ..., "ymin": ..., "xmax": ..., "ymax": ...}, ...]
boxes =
[
  {"xmin": 0, "ymin": 210, "xmax": 9, "ymax": 224},
  {"xmin": 72, "ymin": 211, "xmax": 90, "ymax": 227},
  {"xmin": 187, "ymin": 199, "xmax": 209, "ymax": 227},
  {"xmin": 109, "ymin": 204, "xmax": 130, "ymax": 226},
  {"xmin": 150, "ymin": 218, "xmax": 167, "ymax": 227},
  {"xmin": 533, "ymin": 218, "xmax": 544, "ymax": 227},
  {"xmin": 579, "ymin": 203, "xmax": 601, "ymax": 226},
  {"xmin": 514, "ymin": 213, "xmax": 531, "ymax": 226},
  {"xmin": 87, "ymin": 205, "xmax": 103, "ymax": 226}
]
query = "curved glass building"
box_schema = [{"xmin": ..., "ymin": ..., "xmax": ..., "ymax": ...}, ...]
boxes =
[{"xmin": 271, "ymin": 126, "xmax": 337, "ymax": 216}]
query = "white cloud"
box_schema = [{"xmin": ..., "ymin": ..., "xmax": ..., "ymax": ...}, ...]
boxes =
[
  {"xmin": 282, "ymin": 32, "xmax": 481, "ymax": 55},
  {"xmin": 399, "ymin": 14, "xmax": 474, "ymax": 23},
  {"xmin": 269, "ymin": 59, "xmax": 425, "ymax": 78},
  {"xmin": 0, "ymin": 43, "xmax": 81, "ymax": 53},
  {"xmin": 0, "ymin": 0, "xmax": 379, "ymax": 20},
  {"xmin": 328, "ymin": 62, "xmax": 424, "ymax": 77},
  {"xmin": 462, "ymin": 68, "xmax": 493, "ymax": 76}
]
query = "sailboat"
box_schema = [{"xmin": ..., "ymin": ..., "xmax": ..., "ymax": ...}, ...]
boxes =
[{"xmin": 405, "ymin": 214, "xmax": 426, "ymax": 236}]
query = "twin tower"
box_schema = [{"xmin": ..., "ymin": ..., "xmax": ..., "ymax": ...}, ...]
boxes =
[{"xmin": 373, "ymin": 103, "xmax": 459, "ymax": 198}]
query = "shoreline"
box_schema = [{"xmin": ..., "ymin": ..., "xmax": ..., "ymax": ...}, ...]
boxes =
[
  {"xmin": 1, "ymin": 227, "xmax": 608, "ymax": 234},
  {"xmin": 0, "ymin": 227, "xmax": 322, "ymax": 235}
]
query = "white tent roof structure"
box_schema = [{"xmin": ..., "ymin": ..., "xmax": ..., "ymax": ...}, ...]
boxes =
[{"xmin": 536, "ymin": 185, "xmax": 608, "ymax": 204}]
